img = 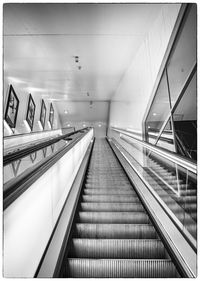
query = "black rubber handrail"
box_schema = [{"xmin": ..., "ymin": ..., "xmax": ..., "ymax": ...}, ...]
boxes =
[
  {"xmin": 3, "ymin": 129, "xmax": 91, "ymax": 210},
  {"xmin": 4, "ymin": 128, "xmax": 89, "ymax": 166}
]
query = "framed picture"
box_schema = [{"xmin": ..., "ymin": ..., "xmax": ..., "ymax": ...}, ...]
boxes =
[
  {"xmin": 4, "ymin": 84, "xmax": 19, "ymax": 129},
  {"xmin": 40, "ymin": 99, "xmax": 46, "ymax": 129},
  {"xmin": 49, "ymin": 103, "xmax": 54, "ymax": 129},
  {"xmin": 26, "ymin": 94, "xmax": 36, "ymax": 131}
]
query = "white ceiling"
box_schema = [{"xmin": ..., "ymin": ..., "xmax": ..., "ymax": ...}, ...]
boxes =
[{"xmin": 4, "ymin": 3, "xmax": 164, "ymax": 125}]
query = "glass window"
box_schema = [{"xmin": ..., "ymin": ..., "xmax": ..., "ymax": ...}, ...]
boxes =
[
  {"xmin": 156, "ymin": 118, "xmax": 175, "ymax": 152},
  {"xmin": 146, "ymin": 70, "xmax": 171, "ymax": 142},
  {"xmin": 167, "ymin": 5, "xmax": 197, "ymax": 106},
  {"xmin": 173, "ymin": 71, "xmax": 197, "ymax": 160}
]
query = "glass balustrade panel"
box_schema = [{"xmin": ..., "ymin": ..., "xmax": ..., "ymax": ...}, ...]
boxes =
[
  {"xmin": 3, "ymin": 139, "xmax": 70, "ymax": 185},
  {"xmin": 117, "ymin": 134, "xmax": 197, "ymax": 241}
]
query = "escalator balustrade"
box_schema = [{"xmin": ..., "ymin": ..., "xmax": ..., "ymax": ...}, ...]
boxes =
[
  {"xmin": 145, "ymin": 157, "xmax": 197, "ymax": 238},
  {"xmin": 64, "ymin": 139, "xmax": 180, "ymax": 278}
]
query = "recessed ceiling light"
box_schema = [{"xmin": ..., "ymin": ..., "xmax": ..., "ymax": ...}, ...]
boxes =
[
  {"xmin": 8, "ymin": 77, "xmax": 25, "ymax": 84},
  {"xmin": 153, "ymin": 113, "xmax": 157, "ymax": 116},
  {"xmin": 26, "ymin": 87, "xmax": 47, "ymax": 92},
  {"xmin": 74, "ymin": 56, "xmax": 79, "ymax": 63},
  {"xmin": 64, "ymin": 110, "xmax": 68, "ymax": 114}
]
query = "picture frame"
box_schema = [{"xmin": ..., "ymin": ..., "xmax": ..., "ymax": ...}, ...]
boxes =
[
  {"xmin": 49, "ymin": 103, "xmax": 54, "ymax": 129},
  {"xmin": 26, "ymin": 94, "xmax": 36, "ymax": 131},
  {"xmin": 40, "ymin": 99, "xmax": 46, "ymax": 129},
  {"xmin": 4, "ymin": 84, "xmax": 19, "ymax": 129}
]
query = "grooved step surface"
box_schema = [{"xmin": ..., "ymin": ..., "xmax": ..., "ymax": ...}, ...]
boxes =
[
  {"xmin": 80, "ymin": 202, "xmax": 145, "ymax": 212},
  {"xmin": 84, "ymin": 189, "xmax": 136, "ymax": 195},
  {"xmin": 82, "ymin": 195, "xmax": 140, "ymax": 203},
  {"xmin": 85, "ymin": 183, "xmax": 132, "ymax": 188},
  {"xmin": 69, "ymin": 239, "xmax": 166, "ymax": 258},
  {"xmin": 65, "ymin": 139, "xmax": 179, "ymax": 278},
  {"xmin": 78, "ymin": 212, "xmax": 150, "ymax": 224},
  {"xmin": 67, "ymin": 259, "xmax": 179, "ymax": 278},
  {"xmin": 75, "ymin": 224, "xmax": 158, "ymax": 239}
]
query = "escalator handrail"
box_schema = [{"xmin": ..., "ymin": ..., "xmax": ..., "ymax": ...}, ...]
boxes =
[
  {"xmin": 111, "ymin": 127, "xmax": 197, "ymax": 174},
  {"xmin": 3, "ymin": 128, "xmax": 89, "ymax": 166},
  {"xmin": 3, "ymin": 129, "xmax": 91, "ymax": 210}
]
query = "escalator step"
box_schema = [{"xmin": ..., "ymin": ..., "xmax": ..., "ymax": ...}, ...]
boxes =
[
  {"xmin": 185, "ymin": 203, "xmax": 197, "ymax": 212},
  {"xmin": 78, "ymin": 212, "xmax": 150, "ymax": 224},
  {"xmin": 87, "ymin": 175, "xmax": 126, "ymax": 179},
  {"xmin": 179, "ymin": 189, "xmax": 197, "ymax": 196},
  {"xmin": 152, "ymin": 183, "xmax": 195, "ymax": 192},
  {"xmin": 66, "ymin": 259, "xmax": 179, "ymax": 278},
  {"xmin": 84, "ymin": 189, "xmax": 136, "ymax": 195},
  {"xmin": 160, "ymin": 196, "xmax": 196, "ymax": 206},
  {"xmin": 85, "ymin": 183, "xmax": 132, "ymax": 188},
  {"xmin": 85, "ymin": 184, "xmax": 133, "ymax": 189},
  {"xmin": 62, "ymin": 140, "xmax": 181, "ymax": 278},
  {"xmin": 69, "ymin": 239, "xmax": 166, "ymax": 258},
  {"xmin": 82, "ymin": 195, "xmax": 140, "ymax": 202},
  {"xmin": 156, "ymin": 192, "xmax": 197, "ymax": 205},
  {"xmin": 75, "ymin": 224, "xmax": 157, "ymax": 239},
  {"xmin": 88, "ymin": 169, "xmax": 123, "ymax": 171},
  {"xmin": 80, "ymin": 202, "xmax": 144, "ymax": 212},
  {"xmin": 183, "ymin": 196, "xmax": 197, "ymax": 203},
  {"xmin": 86, "ymin": 183, "xmax": 131, "ymax": 187},
  {"xmin": 86, "ymin": 179, "xmax": 130, "ymax": 182}
]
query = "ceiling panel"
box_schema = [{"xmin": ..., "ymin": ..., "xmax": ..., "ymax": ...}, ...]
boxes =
[
  {"xmin": 4, "ymin": 4, "xmax": 163, "ymax": 35},
  {"xmin": 4, "ymin": 3, "xmax": 164, "ymax": 123},
  {"xmin": 57, "ymin": 101, "xmax": 109, "ymax": 127}
]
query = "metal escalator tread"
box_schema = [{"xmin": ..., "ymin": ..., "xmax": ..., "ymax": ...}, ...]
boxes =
[
  {"xmin": 84, "ymin": 189, "xmax": 136, "ymax": 195},
  {"xmin": 65, "ymin": 139, "xmax": 180, "ymax": 278},
  {"xmin": 67, "ymin": 259, "xmax": 178, "ymax": 278},
  {"xmin": 80, "ymin": 202, "xmax": 145, "ymax": 212},
  {"xmin": 82, "ymin": 195, "xmax": 140, "ymax": 203},
  {"xmin": 69, "ymin": 239, "xmax": 167, "ymax": 258},
  {"xmin": 78, "ymin": 211, "xmax": 150, "ymax": 224},
  {"xmin": 74, "ymin": 224, "xmax": 158, "ymax": 239}
]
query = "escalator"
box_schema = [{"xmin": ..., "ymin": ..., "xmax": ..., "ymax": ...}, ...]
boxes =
[{"xmin": 61, "ymin": 139, "xmax": 181, "ymax": 278}]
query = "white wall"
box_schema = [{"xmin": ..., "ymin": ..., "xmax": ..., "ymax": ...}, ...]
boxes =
[
  {"xmin": 109, "ymin": 4, "xmax": 181, "ymax": 133},
  {"xmin": 3, "ymin": 78, "xmax": 62, "ymax": 136},
  {"xmin": 59, "ymin": 101, "xmax": 109, "ymax": 138},
  {"xmin": 73, "ymin": 122, "xmax": 107, "ymax": 138}
]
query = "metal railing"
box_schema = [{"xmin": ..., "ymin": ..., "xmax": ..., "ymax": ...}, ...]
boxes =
[
  {"xmin": 111, "ymin": 127, "xmax": 197, "ymax": 174},
  {"xmin": 110, "ymin": 127, "xmax": 197, "ymax": 248},
  {"xmin": 3, "ymin": 128, "xmax": 91, "ymax": 209}
]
